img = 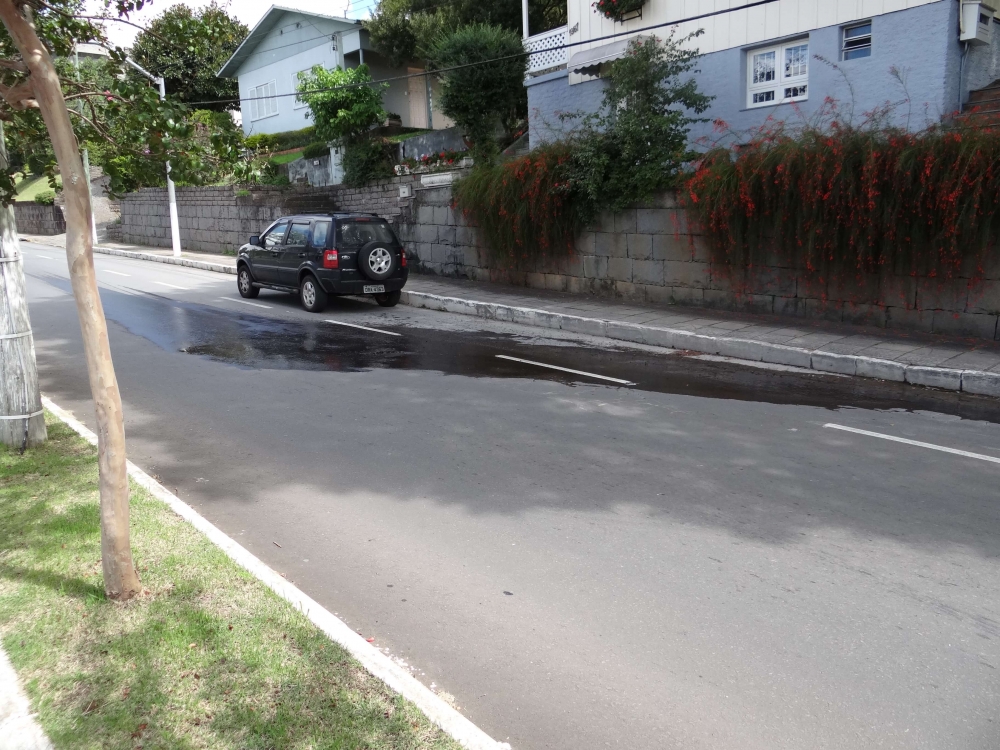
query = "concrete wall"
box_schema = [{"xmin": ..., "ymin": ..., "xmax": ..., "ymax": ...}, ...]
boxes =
[
  {"xmin": 114, "ymin": 177, "xmax": 1000, "ymax": 340},
  {"xmin": 13, "ymin": 203, "xmax": 65, "ymax": 235},
  {"xmin": 529, "ymin": 1, "xmax": 1000, "ymax": 146}
]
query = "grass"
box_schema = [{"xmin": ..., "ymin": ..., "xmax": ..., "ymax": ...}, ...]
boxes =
[
  {"xmin": 269, "ymin": 149, "xmax": 305, "ymax": 166},
  {"xmin": 0, "ymin": 413, "xmax": 462, "ymax": 750},
  {"xmin": 15, "ymin": 173, "xmax": 61, "ymax": 202}
]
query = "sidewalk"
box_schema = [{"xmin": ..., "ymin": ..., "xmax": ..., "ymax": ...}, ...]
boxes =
[
  {"xmin": 21, "ymin": 233, "xmax": 1000, "ymax": 398},
  {"xmin": 0, "ymin": 645, "xmax": 53, "ymax": 750}
]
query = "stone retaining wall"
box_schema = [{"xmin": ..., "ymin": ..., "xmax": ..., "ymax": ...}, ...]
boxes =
[
  {"xmin": 13, "ymin": 202, "xmax": 65, "ymax": 235},
  {"xmin": 114, "ymin": 179, "xmax": 1000, "ymax": 340}
]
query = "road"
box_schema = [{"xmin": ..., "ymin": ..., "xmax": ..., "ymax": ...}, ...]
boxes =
[{"xmin": 20, "ymin": 242, "xmax": 1000, "ymax": 749}]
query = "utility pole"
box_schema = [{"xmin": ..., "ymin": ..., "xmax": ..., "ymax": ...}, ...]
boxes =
[
  {"xmin": 72, "ymin": 43, "xmax": 98, "ymax": 244},
  {"xmin": 124, "ymin": 58, "xmax": 181, "ymax": 257}
]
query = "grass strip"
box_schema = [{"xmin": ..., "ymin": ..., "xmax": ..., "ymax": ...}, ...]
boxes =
[
  {"xmin": 0, "ymin": 413, "xmax": 462, "ymax": 750},
  {"xmin": 269, "ymin": 149, "xmax": 305, "ymax": 166}
]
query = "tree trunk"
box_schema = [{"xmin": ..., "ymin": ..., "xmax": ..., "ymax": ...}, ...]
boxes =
[
  {"xmin": 0, "ymin": 0, "xmax": 140, "ymax": 599},
  {"xmin": 0, "ymin": 198, "xmax": 45, "ymax": 448}
]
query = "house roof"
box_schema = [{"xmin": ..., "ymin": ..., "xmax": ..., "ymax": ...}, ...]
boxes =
[{"xmin": 216, "ymin": 5, "xmax": 360, "ymax": 78}]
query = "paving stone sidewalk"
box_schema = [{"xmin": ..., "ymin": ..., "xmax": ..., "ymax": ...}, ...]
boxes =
[
  {"xmin": 0, "ymin": 646, "xmax": 53, "ymax": 750},
  {"xmin": 21, "ymin": 234, "xmax": 1000, "ymax": 397}
]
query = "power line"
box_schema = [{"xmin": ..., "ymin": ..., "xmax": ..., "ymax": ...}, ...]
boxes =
[{"xmin": 189, "ymin": 0, "xmax": 783, "ymax": 107}]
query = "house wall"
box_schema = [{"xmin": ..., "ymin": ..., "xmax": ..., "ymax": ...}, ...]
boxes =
[{"xmin": 530, "ymin": 1, "xmax": 1000, "ymax": 146}]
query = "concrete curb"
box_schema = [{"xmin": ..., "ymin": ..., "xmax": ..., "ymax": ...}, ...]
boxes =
[
  {"xmin": 26, "ymin": 236, "xmax": 1000, "ymax": 399},
  {"xmin": 40, "ymin": 396, "xmax": 510, "ymax": 750},
  {"xmin": 0, "ymin": 645, "xmax": 53, "ymax": 750},
  {"xmin": 92, "ymin": 245, "xmax": 237, "ymax": 275},
  {"xmin": 400, "ymin": 290, "xmax": 1000, "ymax": 398}
]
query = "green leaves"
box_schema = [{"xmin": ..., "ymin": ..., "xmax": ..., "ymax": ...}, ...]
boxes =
[{"xmin": 296, "ymin": 65, "xmax": 387, "ymax": 145}]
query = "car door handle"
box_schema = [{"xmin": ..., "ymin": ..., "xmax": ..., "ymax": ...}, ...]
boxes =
[{"xmin": 298, "ymin": 252, "xmax": 307, "ymax": 258}]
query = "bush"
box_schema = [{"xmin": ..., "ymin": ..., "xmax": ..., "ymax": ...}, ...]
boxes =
[
  {"xmin": 685, "ymin": 115, "xmax": 1000, "ymax": 288},
  {"xmin": 244, "ymin": 133, "xmax": 278, "ymax": 152},
  {"xmin": 429, "ymin": 24, "xmax": 527, "ymax": 161},
  {"xmin": 34, "ymin": 189, "xmax": 56, "ymax": 205},
  {"xmin": 343, "ymin": 138, "xmax": 395, "ymax": 186},
  {"xmin": 302, "ymin": 141, "xmax": 330, "ymax": 159},
  {"xmin": 245, "ymin": 127, "xmax": 317, "ymax": 153},
  {"xmin": 455, "ymin": 144, "xmax": 588, "ymax": 262},
  {"xmin": 259, "ymin": 161, "xmax": 289, "ymax": 186},
  {"xmin": 297, "ymin": 65, "xmax": 386, "ymax": 144}
]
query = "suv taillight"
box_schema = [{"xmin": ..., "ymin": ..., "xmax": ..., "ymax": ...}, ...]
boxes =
[
  {"xmin": 323, "ymin": 249, "xmax": 339, "ymax": 269},
  {"xmin": 400, "ymin": 250, "xmax": 407, "ymax": 267}
]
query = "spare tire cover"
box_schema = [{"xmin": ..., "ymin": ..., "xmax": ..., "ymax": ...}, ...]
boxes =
[{"xmin": 358, "ymin": 241, "xmax": 397, "ymax": 281}]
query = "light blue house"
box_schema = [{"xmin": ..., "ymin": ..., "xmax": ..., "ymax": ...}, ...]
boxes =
[
  {"xmin": 522, "ymin": 0, "xmax": 1000, "ymax": 146},
  {"xmin": 218, "ymin": 5, "xmax": 453, "ymax": 137}
]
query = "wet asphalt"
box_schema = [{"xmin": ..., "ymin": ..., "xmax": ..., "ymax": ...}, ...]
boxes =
[{"xmin": 19, "ymin": 243, "xmax": 1000, "ymax": 749}]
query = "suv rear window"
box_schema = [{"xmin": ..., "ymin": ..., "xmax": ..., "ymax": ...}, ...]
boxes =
[{"xmin": 336, "ymin": 219, "xmax": 398, "ymax": 247}]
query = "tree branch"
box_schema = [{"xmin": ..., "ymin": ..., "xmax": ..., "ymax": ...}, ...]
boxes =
[
  {"xmin": 0, "ymin": 59, "xmax": 27, "ymax": 73},
  {"xmin": 0, "ymin": 79, "xmax": 37, "ymax": 108}
]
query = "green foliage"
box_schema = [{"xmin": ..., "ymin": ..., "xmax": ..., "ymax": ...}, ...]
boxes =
[
  {"xmin": 33, "ymin": 189, "xmax": 56, "ymax": 205},
  {"xmin": 297, "ymin": 65, "xmax": 387, "ymax": 144},
  {"xmin": 270, "ymin": 126, "xmax": 317, "ymax": 151},
  {"xmin": 685, "ymin": 113, "xmax": 1000, "ymax": 288},
  {"xmin": 259, "ymin": 162, "xmax": 290, "ymax": 186},
  {"xmin": 244, "ymin": 133, "xmax": 279, "ymax": 152},
  {"xmin": 365, "ymin": 0, "xmax": 564, "ymax": 64},
  {"xmin": 428, "ymin": 24, "xmax": 527, "ymax": 161},
  {"xmin": 129, "ymin": 1, "xmax": 248, "ymax": 111},
  {"xmin": 567, "ymin": 33, "xmax": 711, "ymax": 212},
  {"xmin": 302, "ymin": 142, "xmax": 330, "ymax": 159},
  {"xmin": 455, "ymin": 35, "xmax": 710, "ymax": 261},
  {"xmin": 343, "ymin": 138, "xmax": 395, "ymax": 186},
  {"xmin": 454, "ymin": 144, "xmax": 584, "ymax": 261}
]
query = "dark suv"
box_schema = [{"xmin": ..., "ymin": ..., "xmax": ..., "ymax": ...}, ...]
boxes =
[{"xmin": 236, "ymin": 213, "xmax": 408, "ymax": 313}]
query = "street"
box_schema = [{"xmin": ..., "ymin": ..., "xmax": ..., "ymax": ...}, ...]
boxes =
[{"xmin": 21, "ymin": 241, "xmax": 1000, "ymax": 749}]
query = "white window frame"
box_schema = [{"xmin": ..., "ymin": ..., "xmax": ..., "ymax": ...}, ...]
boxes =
[
  {"xmin": 293, "ymin": 68, "xmax": 313, "ymax": 109},
  {"xmin": 248, "ymin": 80, "xmax": 278, "ymax": 121},
  {"xmin": 746, "ymin": 38, "xmax": 809, "ymax": 109},
  {"xmin": 842, "ymin": 22, "xmax": 872, "ymax": 60}
]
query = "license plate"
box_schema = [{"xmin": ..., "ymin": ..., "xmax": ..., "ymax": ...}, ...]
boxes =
[{"xmin": 363, "ymin": 284, "xmax": 385, "ymax": 294}]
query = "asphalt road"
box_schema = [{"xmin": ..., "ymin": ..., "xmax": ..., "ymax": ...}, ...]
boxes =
[{"xmin": 20, "ymin": 242, "xmax": 1000, "ymax": 749}]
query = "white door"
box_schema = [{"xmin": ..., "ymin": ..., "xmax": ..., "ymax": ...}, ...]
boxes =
[{"xmin": 407, "ymin": 68, "xmax": 429, "ymax": 129}]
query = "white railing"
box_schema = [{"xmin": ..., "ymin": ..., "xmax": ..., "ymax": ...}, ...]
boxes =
[{"xmin": 526, "ymin": 25, "xmax": 568, "ymax": 75}]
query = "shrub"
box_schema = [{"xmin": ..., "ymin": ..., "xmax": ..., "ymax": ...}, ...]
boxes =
[
  {"xmin": 684, "ymin": 115, "xmax": 1000, "ymax": 289},
  {"xmin": 302, "ymin": 142, "xmax": 330, "ymax": 159},
  {"xmin": 429, "ymin": 24, "xmax": 527, "ymax": 161},
  {"xmin": 259, "ymin": 161, "xmax": 289, "ymax": 186},
  {"xmin": 245, "ymin": 133, "xmax": 278, "ymax": 152},
  {"xmin": 34, "ymin": 189, "xmax": 56, "ymax": 205},
  {"xmin": 454, "ymin": 144, "xmax": 586, "ymax": 261},
  {"xmin": 343, "ymin": 138, "xmax": 395, "ymax": 186},
  {"xmin": 244, "ymin": 127, "xmax": 317, "ymax": 153},
  {"xmin": 297, "ymin": 65, "xmax": 387, "ymax": 144}
]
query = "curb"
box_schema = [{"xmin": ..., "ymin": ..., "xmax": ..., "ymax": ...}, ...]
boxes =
[
  {"xmin": 399, "ymin": 290, "xmax": 1000, "ymax": 399},
  {"xmin": 40, "ymin": 396, "xmax": 510, "ymax": 750},
  {"xmin": 25, "ymin": 237, "xmax": 1000, "ymax": 399},
  {"xmin": 0, "ymin": 646, "xmax": 53, "ymax": 750}
]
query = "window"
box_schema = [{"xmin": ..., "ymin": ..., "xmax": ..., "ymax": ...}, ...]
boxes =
[
  {"xmin": 312, "ymin": 220, "xmax": 331, "ymax": 248},
  {"xmin": 293, "ymin": 69, "xmax": 312, "ymax": 109},
  {"xmin": 248, "ymin": 80, "xmax": 278, "ymax": 120},
  {"xmin": 262, "ymin": 221, "xmax": 287, "ymax": 249},
  {"xmin": 843, "ymin": 23, "xmax": 872, "ymax": 60},
  {"xmin": 336, "ymin": 219, "xmax": 398, "ymax": 247},
  {"xmin": 747, "ymin": 39, "xmax": 809, "ymax": 108},
  {"xmin": 286, "ymin": 222, "xmax": 311, "ymax": 246}
]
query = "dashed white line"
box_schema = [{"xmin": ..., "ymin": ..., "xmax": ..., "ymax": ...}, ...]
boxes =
[
  {"xmin": 324, "ymin": 319, "xmax": 401, "ymax": 336},
  {"xmin": 823, "ymin": 423, "xmax": 1000, "ymax": 465},
  {"xmin": 156, "ymin": 281, "xmax": 190, "ymax": 290},
  {"xmin": 495, "ymin": 355, "xmax": 634, "ymax": 385},
  {"xmin": 103, "ymin": 270, "xmax": 131, "ymax": 277},
  {"xmin": 219, "ymin": 296, "xmax": 272, "ymax": 309},
  {"xmin": 36, "ymin": 254, "xmax": 53, "ymax": 259}
]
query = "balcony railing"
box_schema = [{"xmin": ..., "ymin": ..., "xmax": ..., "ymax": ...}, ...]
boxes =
[{"xmin": 526, "ymin": 25, "xmax": 568, "ymax": 75}]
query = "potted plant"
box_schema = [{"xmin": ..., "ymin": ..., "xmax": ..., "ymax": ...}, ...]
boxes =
[
  {"xmin": 385, "ymin": 112, "xmax": 403, "ymax": 128},
  {"xmin": 593, "ymin": 0, "xmax": 645, "ymax": 22}
]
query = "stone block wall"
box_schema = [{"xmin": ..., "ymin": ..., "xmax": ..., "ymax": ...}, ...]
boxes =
[
  {"xmin": 13, "ymin": 202, "xmax": 65, "ymax": 235},
  {"xmin": 116, "ymin": 175, "xmax": 422, "ymax": 254}
]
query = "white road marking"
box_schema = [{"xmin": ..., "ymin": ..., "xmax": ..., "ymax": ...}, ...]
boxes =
[
  {"xmin": 324, "ymin": 319, "xmax": 401, "ymax": 336},
  {"xmin": 103, "ymin": 270, "xmax": 131, "ymax": 277},
  {"xmin": 36, "ymin": 254, "xmax": 53, "ymax": 259},
  {"xmin": 156, "ymin": 281, "xmax": 190, "ymax": 290},
  {"xmin": 824, "ymin": 423, "xmax": 1000, "ymax": 465},
  {"xmin": 496, "ymin": 354, "xmax": 634, "ymax": 385},
  {"xmin": 220, "ymin": 296, "xmax": 271, "ymax": 309}
]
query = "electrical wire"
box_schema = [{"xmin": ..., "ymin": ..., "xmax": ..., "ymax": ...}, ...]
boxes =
[{"xmin": 187, "ymin": 0, "xmax": 782, "ymax": 107}]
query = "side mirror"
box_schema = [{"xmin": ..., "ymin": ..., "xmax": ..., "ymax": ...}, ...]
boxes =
[{"xmin": 249, "ymin": 235, "xmax": 260, "ymax": 246}]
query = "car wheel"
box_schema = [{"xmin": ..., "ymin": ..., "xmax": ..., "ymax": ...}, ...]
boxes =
[
  {"xmin": 300, "ymin": 274, "xmax": 327, "ymax": 313},
  {"xmin": 375, "ymin": 290, "xmax": 401, "ymax": 307},
  {"xmin": 237, "ymin": 266, "xmax": 259, "ymax": 298},
  {"xmin": 358, "ymin": 241, "xmax": 397, "ymax": 282}
]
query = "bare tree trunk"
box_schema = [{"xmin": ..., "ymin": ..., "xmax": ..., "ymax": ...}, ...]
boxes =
[
  {"xmin": 0, "ymin": 205, "xmax": 45, "ymax": 447},
  {"xmin": 0, "ymin": 0, "xmax": 140, "ymax": 598}
]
